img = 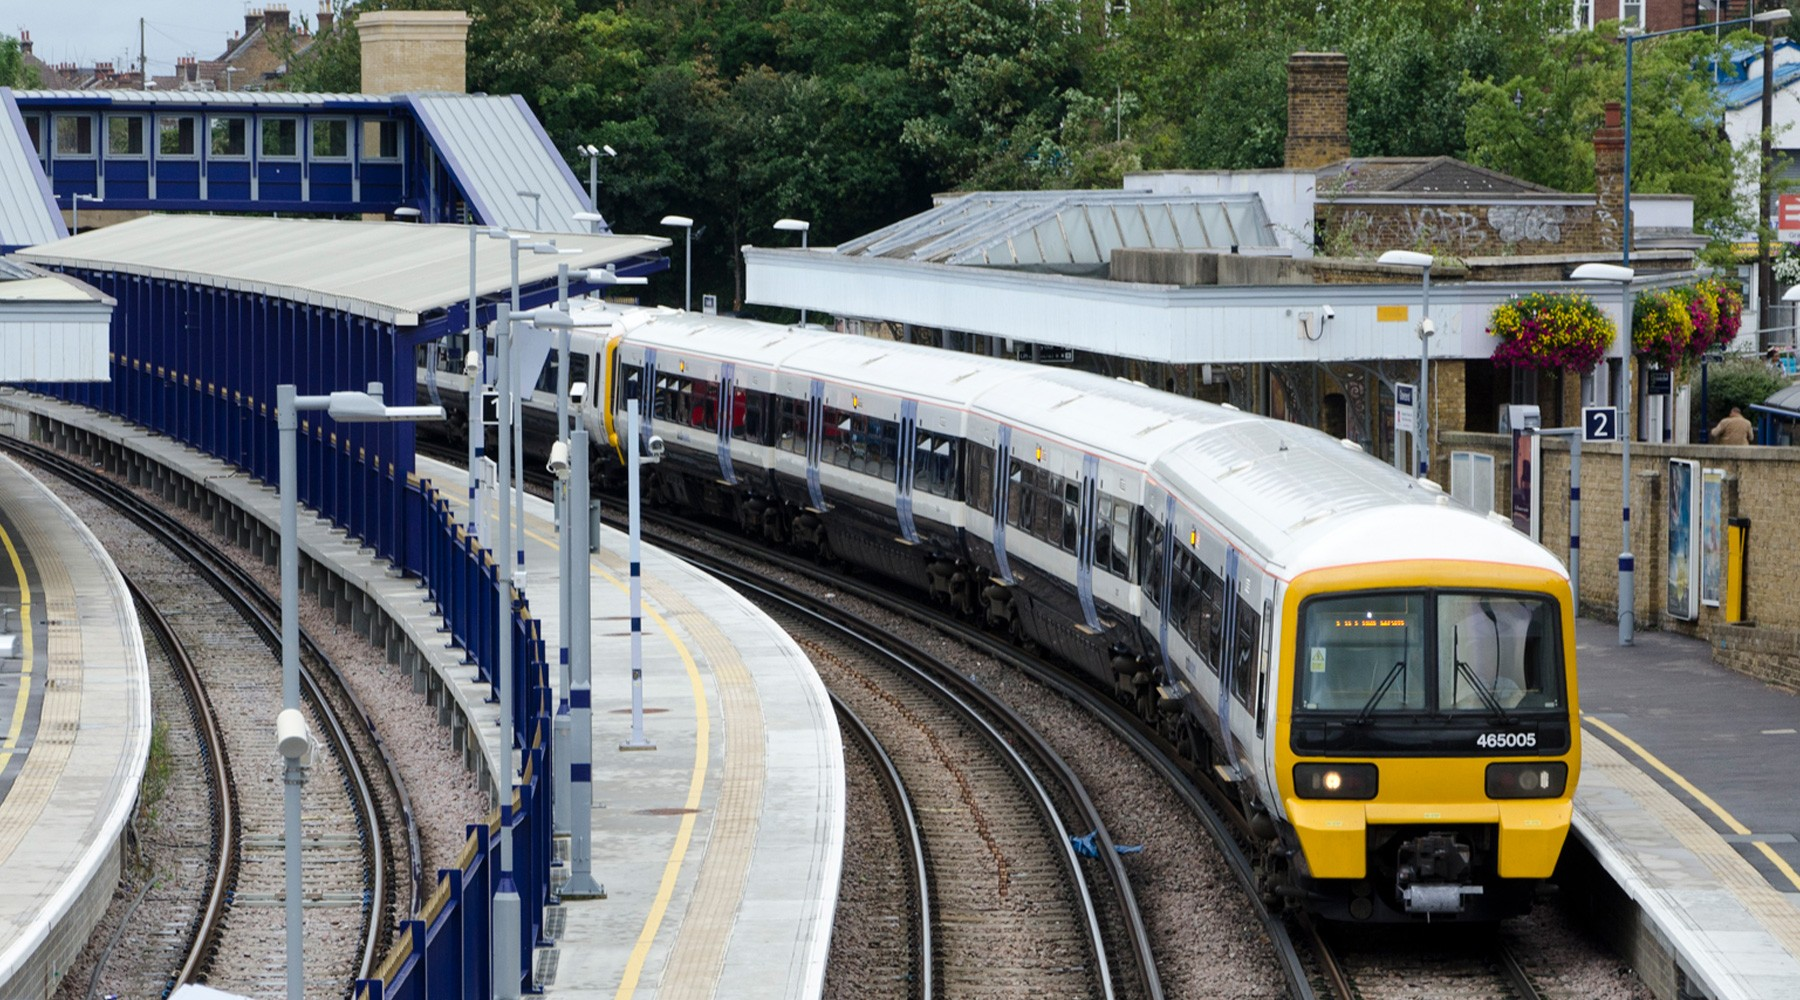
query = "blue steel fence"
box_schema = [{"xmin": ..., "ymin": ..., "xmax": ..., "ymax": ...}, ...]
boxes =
[
  {"xmin": 353, "ymin": 474, "xmax": 558, "ymax": 999},
  {"xmin": 16, "ymin": 406, "xmax": 558, "ymax": 996}
]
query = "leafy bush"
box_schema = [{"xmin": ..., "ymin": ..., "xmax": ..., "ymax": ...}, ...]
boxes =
[{"xmin": 1687, "ymin": 355, "xmax": 1786, "ymax": 429}]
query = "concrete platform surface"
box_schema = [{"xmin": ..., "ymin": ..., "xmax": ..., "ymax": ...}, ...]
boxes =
[
  {"xmin": 0, "ymin": 450, "xmax": 151, "ymax": 1000},
  {"xmin": 1575, "ymin": 619, "xmax": 1800, "ymax": 1000}
]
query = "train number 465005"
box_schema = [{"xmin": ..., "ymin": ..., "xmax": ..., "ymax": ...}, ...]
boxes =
[{"xmin": 1475, "ymin": 732, "xmax": 1537, "ymax": 748}]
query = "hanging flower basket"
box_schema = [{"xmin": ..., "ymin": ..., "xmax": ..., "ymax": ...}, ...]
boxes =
[
  {"xmin": 1632, "ymin": 278, "xmax": 1742, "ymax": 368},
  {"xmin": 1488, "ymin": 291, "xmax": 1616, "ymax": 373}
]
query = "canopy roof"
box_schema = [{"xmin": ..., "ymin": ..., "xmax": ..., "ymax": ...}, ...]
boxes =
[{"xmin": 17, "ymin": 215, "xmax": 667, "ymax": 325}]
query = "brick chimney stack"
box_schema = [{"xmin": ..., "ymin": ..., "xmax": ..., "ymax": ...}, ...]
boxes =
[
  {"xmin": 19, "ymin": 30, "xmax": 30, "ymax": 57},
  {"xmin": 1593, "ymin": 101, "xmax": 1627, "ymax": 252},
  {"xmin": 1286, "ymin": 52, "xmax": 1352, "ymax": 169},
  {"xmin": 265, "ymin": 4, "xmax": 290, "ymax": 34},
  {"xmin": 94, "ymin": 61, "xmax": 114, "ymax": 82},
  {"xmin": 247, "ymin": 9, "xmax": 265, "ymax": 38},
  {"xmin": 317, "ymin": 4, "xmax": 333, "ymax": 33}
]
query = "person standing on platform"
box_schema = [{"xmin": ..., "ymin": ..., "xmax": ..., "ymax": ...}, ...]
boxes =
[{"xmin": 1711, "ymin": 406, "xmax": 1755, "ymax": 446}]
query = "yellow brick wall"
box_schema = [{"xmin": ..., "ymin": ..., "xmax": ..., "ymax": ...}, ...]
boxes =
[
  {"xmin": 1443, "ymin": 431, "xmax": 1800, "ymax": 639},
  {"xmin": 358, "ymin": 11, "xmax": 471, "ymax": 94}
]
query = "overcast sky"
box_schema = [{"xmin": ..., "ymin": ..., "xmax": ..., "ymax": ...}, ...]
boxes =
[{"xmin": 6, "ymin": 2, "xmax": 288, "ymax": 75}]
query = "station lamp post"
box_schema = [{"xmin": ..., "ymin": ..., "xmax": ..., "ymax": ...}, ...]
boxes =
[
  {"xmin": 1378, "ymin": 249, "xmax": 1435, "ymax": 477},
  {"xmin": 1620, "ymin": 9, "xmax": 1790, "ymax": 323},
  {"xmin": 773, "ymin": 218, "xmax": 811, "ymax": 326},
  {"xmin": 516, "ymin": 189, "xmax": 542, "ymax": 230},
  {"xmin": 576, "ymin": 144, "xmax": 615, "ymax": 230},
  {"xmin": 660, "ymin": 215, "xmax": 695, "ymax": 311},
  {"xmin": 71, "ymin": 193, "xmax": 102, "ymax": 235},
  {"xmin": 1571, "ymin": 262, "xmax": 1637, "ymax": 645},
  {"xmin": 276, "ymin": 384, "xmax": 443, "ymax": 1000}
]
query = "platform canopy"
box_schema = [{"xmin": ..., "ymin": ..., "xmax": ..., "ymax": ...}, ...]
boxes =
[
  {"xmin": 17, "ymin": 215, "xmax": 668, "ymax": 326},
  {"xmin": 0, "ymin": 257, "xmax": 113, "ymax": 381}
]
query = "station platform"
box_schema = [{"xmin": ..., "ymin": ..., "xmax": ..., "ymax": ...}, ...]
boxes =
[
  {"xmin": 416, "ymin": 456, "xmax": 845, "ymax": 999},
  {"xmin": 0, "ymin": 384, "xmax": 842, "ymax": 1000},
  {"xmin": 0, "ymin": 450, "xmax": 150, "ymax": 1000},
  {"xmin": 1573, "ymin": 619, "xmax": 1800, "ymax": 1000}
]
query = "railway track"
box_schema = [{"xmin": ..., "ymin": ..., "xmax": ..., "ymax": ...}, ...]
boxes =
[
  {"xmin": 830, "ymin": 696, "xmax": 933, "ymax": 1000},
  {"xmin": 689, "ymin": 545, "xmax": 1148, "ymax": 999},
  {"xmin": 9, "ymin": 440, "xmax": 418, "ymax": 997},
  {"xmin": 1301, "ymin": 917, "xmax": 1543, "ymax": 1000}
]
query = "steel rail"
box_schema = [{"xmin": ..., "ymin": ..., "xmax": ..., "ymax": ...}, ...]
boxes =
[
  {"xmin": 663, "ymin": 542, "xmax": 1139, "ymax": 1000},
  {"xmin": 125, "ymin": 579, "xmax": 240, "ymax": 991},
  {"xmin": 8, "ymin": 439, "xmax": 412, "ymax": 980},
  {"xmin": 831, "ymin": 694, "xmax": 935, "ymax": 1000}
]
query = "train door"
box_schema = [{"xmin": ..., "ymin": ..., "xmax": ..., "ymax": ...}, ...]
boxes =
[
  {"xmin": 637, "ymin": 348, "xmax": 658, "ymax": 450},
  {"xmin": 1075, "ymin": 454, "xmax": 1101, "ymax": 631},
  {"xmin": 716, "ymin": 363, "xmax": 737, "ymax": 485},
  {"xmin": 1217, "ymin": 548, "xmax": 1242, "ymax": 778},
  {"xmin": 1148, "ymin": 494, "xmax": 1175, "ymax": 672},
  {"xmin": 805, "ymin": 378, "xmax": 827, "ymax": 510},
  {"xmin": 896, "ymin": 399, "xmax": 920, "ymax": 543},
  {"xmin": 990, "ymin": 425, "xmax": 1015, "ymax": 584}
]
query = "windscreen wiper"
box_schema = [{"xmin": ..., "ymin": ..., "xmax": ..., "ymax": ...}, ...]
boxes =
[
  {"xmin": 1354, "ymin": 659, "xmax": 1410, "ymax": 725},
  {"xmin": 1453, "ymin": 627, "xmax": 1511, "ymax": 724}
]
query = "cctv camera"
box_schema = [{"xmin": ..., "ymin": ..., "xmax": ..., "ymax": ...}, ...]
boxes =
[
  {"xmin": 603, "ymin": 144, "xmax": 616, "ymax": 157},
  {"xmin": 1419, "ymin": 317, "xmax": 1437, "ymax": 338},
  {"xmin": 547, "ymin": 440, "xmax": 571, "ymax": 479},
  {"xmin": 463, "ymin": 350, "xmax": 481, "ymax": 377},
  {"xmin": 644, "ymin": 434, "xmax": 666, "ymax": 462},
  {"xmin": 1321, "ymin": 304, "xmax": 1336, "ymax": 320}
]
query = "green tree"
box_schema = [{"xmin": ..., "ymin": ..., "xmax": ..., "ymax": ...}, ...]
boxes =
[
  {"xmin": 1462, "ymin": 25, "xmax": 1760, "ymax": 254},
  {"xmin": 0, "ymin": 34, "xmax": 41, "ymax": 88}
]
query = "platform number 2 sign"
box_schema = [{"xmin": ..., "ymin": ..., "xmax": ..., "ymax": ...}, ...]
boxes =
[{"xmin": 1583, "ymin": 406, "xmax": 1619, "ymax": 443}]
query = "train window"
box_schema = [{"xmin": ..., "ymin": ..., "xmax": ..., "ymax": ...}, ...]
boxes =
[
  {"xmin": 1296, "ymin": 594, "xmax": 1428, "ymax": 712},
  {"xmin": 684, "ymin": 380, "xmax": 719, "ymax": 432},
  {"xmin": 913, "ymin": 432, "xmax": 960, "ymax": 498},
  {"xmin": 1199, "ymin": 568, "xmax": 1226, "ymax": 670},
  {"xmin": 1138, "ymin": 514, "xmax": 1165, "ymax": 604},
  {"xmin": 1006, "ymin": 462, "xmax": 1027, "ymax": 530},
  {"xmin": 617, "ymin": 364, "xmax": 643, "ymax": 412},
  {"xmin": 1435, "ymin": 593, "xmax": 1560, "ymax": 711},
  {"xmin": 729, "ymin": 387, "xmax": 768, "ymax": 443},
  {"xmin": 652, "ymin": 375, "xmax": 677, "ymax": 422},
  {"xmin": 570, "ymin": 353, "xmax": 590, "ymax": 393},
  {"xmin": 1060, "ymin": 481, "xmax": 1079, "ymax": 552},
  {"xmin": 967, "ymin": 443, "xmax": 995, "ymax": 514},
  {"xmin": 1096, "ymin": 493, "xmax": 1134, "ymax": 579},
  {"xmin": 1231, "ymin": 597, "xmax": 1258, "ymax": 707},
  {"xmin": 775, "ymin": 395, "xmax": 809, "ymax": 454}
]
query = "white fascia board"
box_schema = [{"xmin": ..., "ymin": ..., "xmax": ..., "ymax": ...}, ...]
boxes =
[{"xmin": 746, "ymin": 247, "xmax": 1654, "ymax": 366}]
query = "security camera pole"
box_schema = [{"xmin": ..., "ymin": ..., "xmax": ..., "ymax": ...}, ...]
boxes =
[
  {"xmin": 1379, "ymin": 250, "xmax": 1435, "ymax": 477},
  {"xmin": 278, "ymin": 383, "xmax": 442, "ymax": 1000},
  {"xmin": 493, "ymin": 305, "xmax": 522, "ymax": 999},
  {"xmin": 624, "ymin": 398, "xmax": 656, "ymax": 750}
]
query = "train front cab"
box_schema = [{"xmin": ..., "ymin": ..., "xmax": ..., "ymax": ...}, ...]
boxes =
[{"xmin": 1272, "ymin": 562, "xmax": 1579, "ymax": 922}]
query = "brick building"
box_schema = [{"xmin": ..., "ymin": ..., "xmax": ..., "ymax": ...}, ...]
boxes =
[
  {"xmin": 1574, "ymin": 0, "xmax": 1761, "ymax": 32},
  {"xmin": 14, "ymin": 4, "xmax": 328, "ymax": 93}
]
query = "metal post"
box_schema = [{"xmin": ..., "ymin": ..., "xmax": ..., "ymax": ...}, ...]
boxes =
[
  {"xmin": 469, "ymin": 224, "xmax": 483, "ymax": 513},
  {"xmin": 493, "ymin": 307, "xmax": 521, "ymax": 1000},
  {"xmin": 1392, "ymin": 388, "xmax": 1405, "ymax": 472},
  {"xmin": 277, "ymin": 384, "xmax": 305, "ymax": 1000},
  {"xmin": 1619, "ymin": 282, "xmax": 1635, "ymax": 646},
  {"xmin": 1416, "ymin": 266, "xmax": 1433, "ymax": 478},
  {"xmin": 623, "ymin": 400, "xmax": 654, "ymax": 750},
  {"xmin": 1762, "ymin": 24, "xmax": 1777, "ymax": 333},
  {"xmin": 563, "ymin": 424, "xmax": 605, "ymax": 897},
  {"xmin": 683, "ymin": 228, "xmax": 692, "ymax": 313},
  {"xmin": 588, "ymin": 156, "xmax": 598, "ymax": 219},
  {"xmin": 507, "ymin": 241, "xmax": 526, "ymax": 587},
  {"xmin": 552, "ymin": 268, "xmax": 573, "ymax": 838},
  {"xmin": 1623, "ymin": 37, "xmax": 1634, "ymax": 270},
  {"xmin": 799, "ymin": 228, "xmax": 809, "ymax": 327},
  {"xmin": 1531, "ymin": 427, "xmax": 1583, "ymax": 612}
]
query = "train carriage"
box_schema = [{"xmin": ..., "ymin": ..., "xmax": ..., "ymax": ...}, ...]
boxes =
[{"xmin": 424, "ymin": 297, "xmax": 1581, "ymax": 924}]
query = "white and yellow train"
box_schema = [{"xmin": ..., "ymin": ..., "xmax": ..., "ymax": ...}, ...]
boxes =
[{"xmin": 430, "ymin": 302, "xmax": 1580, "ymax": 922}]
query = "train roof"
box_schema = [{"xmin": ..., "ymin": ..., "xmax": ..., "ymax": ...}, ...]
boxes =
[
  {"xmin": 972, "ymin": 366, "xmax": 1250, "ymax": 466},
  {"xmin": 1153, "ymin": 421, "xmax": 1565, "ymax": 581}
]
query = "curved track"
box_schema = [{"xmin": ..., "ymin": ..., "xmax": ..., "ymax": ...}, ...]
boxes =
[
  {"xmin": 831, "ymin": 695, "xmax": 934, "ymax": 999},
  {"xmin": 8, "ymin": 440, "xmax": 419, "ymax": 994},
  {"xmin": 654, "ymin": 535, "xmax": 1155, "ymax": 999}
]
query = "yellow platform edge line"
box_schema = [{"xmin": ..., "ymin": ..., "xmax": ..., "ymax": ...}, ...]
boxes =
[
  {"xmin": 1584, "ymin": 714, "xmax": 1800, "ymax": 892},
  {"xmin": 0, "ymin": 513, "xmax": 33, "ymax": 773}
]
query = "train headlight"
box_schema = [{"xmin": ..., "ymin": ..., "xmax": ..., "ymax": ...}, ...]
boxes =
[
  {"xmin": 1293, "ymin": 763, "xmax": 1378, "ymax": 800},
  {"xmin": 1485, "ymin": 762, "xmax": 1569, "ymax": 799}
]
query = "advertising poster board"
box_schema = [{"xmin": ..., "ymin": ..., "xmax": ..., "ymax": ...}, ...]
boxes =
[
  {"xmin": 1668, "ymin": 459, "xmax": 1698, "ymax": 620},
  {"xmin": 1701, "ymin": 468, "xmax": 1725, "ymax": 608}
]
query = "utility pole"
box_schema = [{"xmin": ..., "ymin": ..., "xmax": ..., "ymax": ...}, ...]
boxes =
[{"xmin": 140, "ymin": 18, "xmax": 147, "ymax": 89}]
